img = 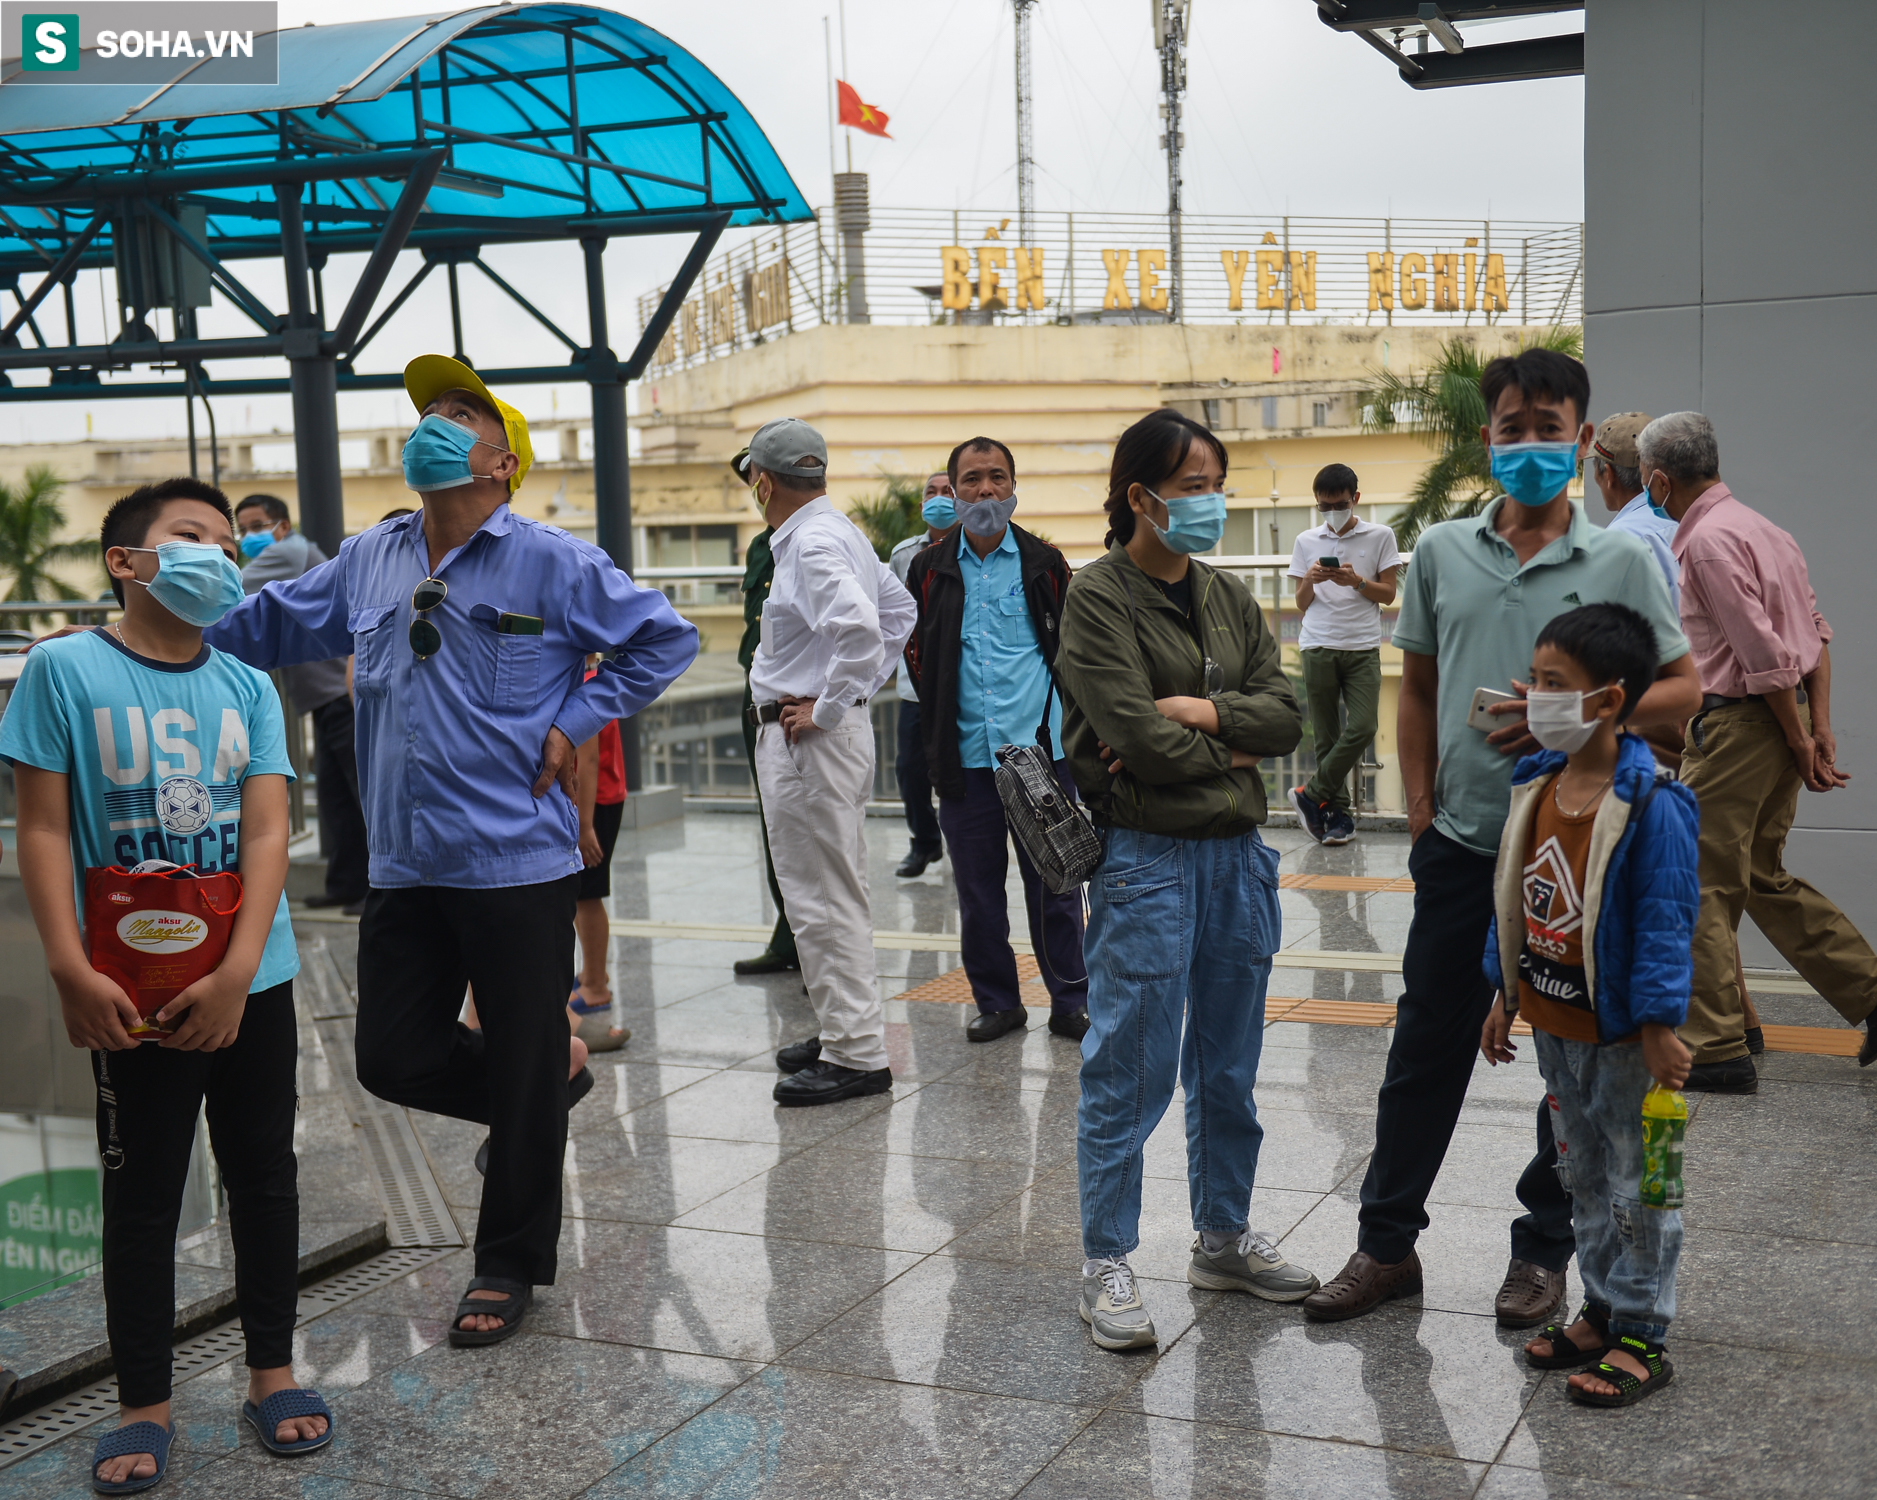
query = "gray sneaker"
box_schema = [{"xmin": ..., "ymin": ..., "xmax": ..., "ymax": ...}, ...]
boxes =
[
  {"xmin": 1080, "ymin": 1257, "xmax": 1157, "ymax": 1350},
  {"xmin": 1187, "ymin": 1230, "xmax": 1322, "ymax": 1301}
]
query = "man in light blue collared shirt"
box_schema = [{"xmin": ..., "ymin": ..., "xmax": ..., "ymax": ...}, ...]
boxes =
[
  {"xmin": 904, "ymin": 437, "xmax": 1088, "ymax": 1044},
  {"xmin": 208, "ymin": 356, "xmax": 696, "ymax": 1345},
  {"xmin": 1592, "ymin": 412, "xmax": 1680, "ymax": 609}
]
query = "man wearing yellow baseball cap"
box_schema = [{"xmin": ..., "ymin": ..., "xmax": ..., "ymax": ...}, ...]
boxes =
[{"xmin": 206, "ymin": 355, "xmax": 698, "ymax": 1347}]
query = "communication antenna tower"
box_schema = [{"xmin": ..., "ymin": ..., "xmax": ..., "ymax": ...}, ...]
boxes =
[
  {"xmin": 1154, "ymin": 0, "xmax": 1191, "ymax": 321},
  {"xmin": 1014, "ymin": 1, "xmax": 1038, "ymax": 258}
]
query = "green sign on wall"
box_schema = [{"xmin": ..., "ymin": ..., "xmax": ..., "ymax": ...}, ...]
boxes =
[{"xmin": 1, "ymin": 1166, "xmax": 103, "ymax": 1306}]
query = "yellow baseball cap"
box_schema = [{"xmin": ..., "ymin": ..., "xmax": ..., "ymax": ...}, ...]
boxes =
[{"xmin": 403, "ymin": 355, "xmax": 533, "ymax": 494}]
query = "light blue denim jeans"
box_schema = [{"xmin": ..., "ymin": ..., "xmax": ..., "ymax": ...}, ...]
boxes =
[
  {"xmin": 1077, "ymin": 826, "xmax": 1280, "ymax": 1259},
  {"xmin": 1533, "ymin": 1030, "xmax": 1683, "ymax": 1342}
]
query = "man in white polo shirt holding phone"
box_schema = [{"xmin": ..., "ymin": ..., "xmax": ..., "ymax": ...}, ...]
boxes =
[{"xmin": 1287, "ymin": 464, "xmax": 1401, "ymax": 845}]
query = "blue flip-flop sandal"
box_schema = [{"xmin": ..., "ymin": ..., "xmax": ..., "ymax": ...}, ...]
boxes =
[
  {"xmin": 241, "ymin": 1388, "xmax": 335, "ymax": 1455},
  {"xmin": 91, "ymin": 1421, "xmax": 172, "ymax": 1495}
]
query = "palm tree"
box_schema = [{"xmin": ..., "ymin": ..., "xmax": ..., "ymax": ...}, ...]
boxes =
[
  {"xmin": 0, "ymin": 466, "xmax": 99, "ymax": 622},
  {"xmin": 848, "ymin": 473, "xmax": 928, "ymax": 562},
  {"xmin": 1359, "ymin": 326, "xmax": 1584, "ymax": 550}
]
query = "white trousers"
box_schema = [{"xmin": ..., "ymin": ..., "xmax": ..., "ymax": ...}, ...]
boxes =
[{"xmin": 755, "ymin": 717, "xmax": 887, "ymax": 1072}]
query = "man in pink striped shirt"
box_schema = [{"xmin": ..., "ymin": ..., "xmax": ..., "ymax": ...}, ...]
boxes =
[{"xmin": 1642, "ymin": 412, "xmax": 1877, "ymax": 1090}]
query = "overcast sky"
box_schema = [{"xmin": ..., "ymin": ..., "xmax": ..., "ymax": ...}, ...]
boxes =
[{"xmin": 6, "ymin": 0, "xmax": 1585, "ymax": 446}]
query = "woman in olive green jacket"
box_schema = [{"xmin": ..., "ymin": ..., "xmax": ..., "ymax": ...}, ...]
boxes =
[{"xmin": 1056, "ymin": 410, "xmax": 1320, "ymax": 1352}]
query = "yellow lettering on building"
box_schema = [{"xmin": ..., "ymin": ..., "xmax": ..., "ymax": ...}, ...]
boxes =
[
  {"xmin": 1481, "ymin": 252, "xmax": 1509, "ymax": 312},
  {"xmin": 1102, "ymin": 249, "xmax": 1132, "ymax": 310},
  {"xmin": 1255, "ymin": 249, "xmax": 1284, "ymax": 309},
  {"xmin": 940, "ymin": 246, "xmax": 973, "ymax": 311},
  {"xmin": 744, "ymin": 259, "xmax": 790, "ymax": 331},
  {"xmin": 1221, "ymin": 250, "xmax": 1249, "ymax": 311},
  {"xmin": 1138, "ymin": 248, "xmax": 1168, "ymax": 312},
  {"xmin": 1288, "ymin": 251, "xmax": 1317, "ymax": 311},
  {"xmin": 1464, "ymin": 251, "xmax": 1479, "ymax": 312},
  {"xmin": 1013, "ymin": 247, "xmax": 1046, "ymax": 311},
  {"xmin": 1432, "ymin": 252, "xmax": 1460, "ymax": 312},
  {"xmin": 1399, "ymin": 252, "xmax": 1427, "ymax": 310},
  {"xmin": 976, "ymin": 246, "xmax": 1008, "ymax": 311},
  {"xmin": 1367, "ymin": 252, "xmax": 1394, "ymax": 311},
  {"xmin": 679, "ymin": 300, "xmax": 702, "ymax": 355}
]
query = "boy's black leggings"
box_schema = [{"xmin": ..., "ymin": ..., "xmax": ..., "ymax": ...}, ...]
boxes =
[{"xmin": 93, "ymin": 981, "xmax": 299, "ymax": 1408}]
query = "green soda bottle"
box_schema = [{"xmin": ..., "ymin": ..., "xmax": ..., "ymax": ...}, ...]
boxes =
[{"xmin": 1640, "ymin": 1084, "xmax": 1687, "ymax": 1209}]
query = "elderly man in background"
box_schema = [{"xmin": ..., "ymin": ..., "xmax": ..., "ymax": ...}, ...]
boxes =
[
  {"xmin": 887, "ymin": 471, "xmax": 957, "ymax": 878},
  {"xmin": 749, "ymin": 418, "xmax": 917, "ymax": 1106},
  {"xmin": 233, "ymin": 493, "xmax": 369, "ymax": 915},
  {"xmin": 1589, "ymin": 412, "xmax": 1680, "ymax": 608},
  {"xmin": 1643, "ymin": 412, "xmax": 1877, "ymax": 1090}
]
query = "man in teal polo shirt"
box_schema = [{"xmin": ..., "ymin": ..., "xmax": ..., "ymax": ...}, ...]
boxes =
[{"xmin": 1302, "ymin": 349, "xmax": 1701, "ymax": 1329}]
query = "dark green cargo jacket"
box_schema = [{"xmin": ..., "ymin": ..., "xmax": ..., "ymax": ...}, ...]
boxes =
[{"xmin": 1056, "ymin": 544, "xmax": 1301, "ymax": 840}]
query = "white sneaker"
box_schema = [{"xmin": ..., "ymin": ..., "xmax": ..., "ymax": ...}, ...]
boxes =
[
  {"xmin": 1187, "ymin": 1229, "xmax": 1321, "ymax": 1301},
  {"xmin": 1080, "ymin": 1257, "xmax": 1157, "ymax": 1350}
]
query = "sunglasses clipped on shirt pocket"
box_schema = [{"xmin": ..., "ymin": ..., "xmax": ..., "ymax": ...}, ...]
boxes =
[{"xmin": 467, "ymin": 602, "xmax": 544, "ymax": 714}]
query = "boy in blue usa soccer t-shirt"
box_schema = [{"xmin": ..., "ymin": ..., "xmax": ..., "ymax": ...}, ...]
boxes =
[{"xmin": 1, "ymin": 478, "xmax": 332, "ymax": 1491}]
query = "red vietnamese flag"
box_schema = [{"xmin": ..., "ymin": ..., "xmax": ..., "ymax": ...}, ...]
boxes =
[{"xmin": 837, "ymin": 81, "xmax": 892, "ymax": 138}]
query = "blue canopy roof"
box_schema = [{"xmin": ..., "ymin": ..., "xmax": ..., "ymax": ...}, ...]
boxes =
[{"xmin": 0, "ymin": 4, "xmax": 812, "ymax": 271}]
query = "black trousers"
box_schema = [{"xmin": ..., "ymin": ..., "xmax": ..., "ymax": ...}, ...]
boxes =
[
  {"xmin": 354, "ymin": 878, "xmax": 578, "ymax": 1286},
  {"xmin": 896, "ymin": 698, "xmax": 943, "ymax": 859},
  {"xmin": 94, "ymin": 982, "xmax": 299, "ymax": 1408},
  {"xmin": 1356, "ymin": 827, "xmax": 1575, "ymax": 1271},
  {"xmin": 310, "ymin": 696, "xmax": 369, "ymax": 903}
]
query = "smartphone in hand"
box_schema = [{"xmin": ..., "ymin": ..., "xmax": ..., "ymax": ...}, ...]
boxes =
[{"xmin": 1467, "ymin": 686, "xmax": 1520, "ymax": 733}]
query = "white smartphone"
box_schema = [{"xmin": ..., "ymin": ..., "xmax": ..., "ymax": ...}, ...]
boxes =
[{"xmin": 1467, "ymin": 687, "xmax": 1521, "ymax": 733}]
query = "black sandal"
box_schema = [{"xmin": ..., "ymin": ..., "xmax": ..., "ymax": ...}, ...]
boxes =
[
  {"xmin": 1568, "ymin": 1335, "xmax": 1674, "ymax": 1407},
  {"xmin": 1524, "ymin": 1302, "xmax": 1609, "ymax": 1370},
  {"xmin": 448, "ymin": 1276, "xmax": 532, "ymax": 1348}
]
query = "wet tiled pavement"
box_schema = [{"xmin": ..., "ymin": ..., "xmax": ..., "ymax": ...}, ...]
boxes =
[{"xmin": 6, "ymin": 811, "xmax": 1874, "ymax": 1498}]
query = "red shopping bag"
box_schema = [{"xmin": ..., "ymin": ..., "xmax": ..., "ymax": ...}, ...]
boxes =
[{"xmin": 84, "ymin": 861, "xmax": 242, "ymax": 1040}]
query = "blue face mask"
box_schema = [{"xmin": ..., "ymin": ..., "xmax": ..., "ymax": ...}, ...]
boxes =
[
  {"xmin": 238, "ymin": 530, "xmax": 276, "ymax": 559},
  {"xmin": 402, "ymin": 414, "xmax": 508, "ymax": 494},
  {"xmin": 1146, "ymin": 489, "xmax": 1228, "ymax": 554},
  {"xmin": 1490, "ymin": 439, "xmax": 1581, "ymax": 508},
  {"xmin": 129, "ymin": 542, "xmax": 246, "ymax": 627},
  {"xmin": 921, "ymin": 494, "xmax": 957, "ymax": 529}
]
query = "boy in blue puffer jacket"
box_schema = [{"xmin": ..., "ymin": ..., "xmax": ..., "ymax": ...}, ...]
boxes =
[{"xmin": 1479, "ymin": 603, "xmax": 1697, "ymax": 1409}]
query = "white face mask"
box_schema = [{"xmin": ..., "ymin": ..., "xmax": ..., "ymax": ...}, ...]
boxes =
[
  {"xmin": 1526, "ymin": 687, "xmax": 1609, "ymax": 754},
  {"xmin": 1320, "ymin": 505, "xmax": 1352, "ymax": 529}
]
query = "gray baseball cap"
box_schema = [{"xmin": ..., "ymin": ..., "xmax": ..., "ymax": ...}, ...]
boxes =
[{"xmin": 746, "ymin": 417, "xmax": 828, "ymax": 483}]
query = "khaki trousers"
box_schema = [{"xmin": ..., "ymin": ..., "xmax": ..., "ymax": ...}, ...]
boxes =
[
  {"xmin": 1679, "ymin": 702, "xmax": 1877, "ymax": 1064},
  {"xmin": 755, "ymin": 715, "xmax": 889, "ymax": 1072}
]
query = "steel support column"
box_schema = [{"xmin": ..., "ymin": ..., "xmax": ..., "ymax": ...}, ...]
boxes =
[
  {"xmin": 582, "ymin": 236, "xmax": 641, "ymax": 793},
  {"xmin": 281, "ymin": 185, "xmax": 345, "ymax": 556}
]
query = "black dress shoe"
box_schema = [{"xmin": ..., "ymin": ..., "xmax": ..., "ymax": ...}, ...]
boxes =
[
  {"xmin": 341, "ymin": 899, "xmax": 366, "ymax": 917},
  {"xmin": 1682, "ymin": 1056, "xmax": 1758, "ymax": 1094},
  {"xmin": 1860, "ymin": 1020, "xmax": 1876, "ymax": 1068},
  {"xmin": 1744, "ymin": 1025, "xmax": 1765, "ymax": 1055},
  {"xmin": 895, "ymin": 849, "xmax": 940, "ymax": 878},
  {"xmin": 773, "ymin": 1059, "xmax": 893, "ymax": 1106},
  {"xmin": 734, "ymin": 949, "xmax": 801, "ymax": 976},
  {"xmin": 776, "ymin": 1036, "xmax": 822, "ymax": 1073},
  {"xmin": 966, "ymin": 1007, "xmax": 1029, "ymax": 1043},
  {"xmin": 1048, "ymin": 1008, "xmax": 1091, "ymax": 1042}
]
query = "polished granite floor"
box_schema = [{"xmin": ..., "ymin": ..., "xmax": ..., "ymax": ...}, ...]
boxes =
[{"xmin": 8, "ymin": 812, "xmax": 1875, "ymax": 1499}]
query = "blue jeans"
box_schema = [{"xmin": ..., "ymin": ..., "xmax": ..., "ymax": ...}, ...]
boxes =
[
  {"xmin": 1078, "ymin": 826, "xmax": 1280, "ymax": 1259},
  {"xmin": 1534, "ymin": 1031, "xmax": 1683, "ymax": 1342}
]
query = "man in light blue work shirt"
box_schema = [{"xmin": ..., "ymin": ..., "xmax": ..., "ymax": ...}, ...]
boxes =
[
  {"xmin": 207, "ymin": 356, "xmax": 697, "ymax": 1346},
  {"xmin": 1592, "ymin": 412, "xmax": 1680, "ymax": 608},
  {"xmin": 903, "ymin": 437, "xmax": 1088, "ymax": 1044}
]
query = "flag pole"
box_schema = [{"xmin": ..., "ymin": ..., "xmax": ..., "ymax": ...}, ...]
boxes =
[
  {"xmin": 839, "ymin": 0, "xmax": 852, "ymax": 173},
  {"xmin": 823, "ymin": 16, "xmax": 838, "ymax": 194}
]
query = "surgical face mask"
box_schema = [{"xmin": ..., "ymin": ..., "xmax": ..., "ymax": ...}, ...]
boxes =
[
  {"xmin": 127, "ymin": 542, "xmax": 246, "ymax": 627},
  {"xmin": 238, "ymin": 529, "xmax": 276, "ymax": 559},
  {"xmin": 1319, "ymin": 504, "xmax": 1352, "ymax": 530},
  {"xmin": 958, "ymin": 492, "xmax": 1017, "ymax": 537},
  {"xmin": 1526, "ymin": 687, "xmax": 1610, "ymax": 755},
  {"xmin": 1146, "ymin": 488, "xmax": 1228, "ymax": 555},
  {"xmin": 921, "ymin": 494, "xmax": 957, "ymax": 529},
  {"xmin": 402, "ymin": 413, "xmax": 509, "ymax": 493},
  {"xmin": 1490, "ymin": 438, "xmax": 1581, "ymax": 508}
]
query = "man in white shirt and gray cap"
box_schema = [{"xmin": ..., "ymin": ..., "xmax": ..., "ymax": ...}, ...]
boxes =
[{"xmin": 746, "ymin": 417, "xmax": 917, "ymax": 1106}]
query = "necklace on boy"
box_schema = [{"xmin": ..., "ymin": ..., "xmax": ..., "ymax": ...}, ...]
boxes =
[{"xmin": 1553, "ymin": 774, "xmax": 1613, "ymax": 818}]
